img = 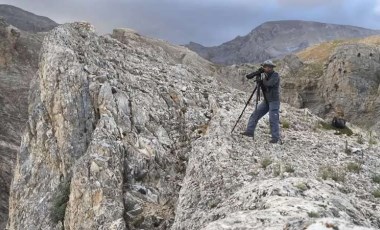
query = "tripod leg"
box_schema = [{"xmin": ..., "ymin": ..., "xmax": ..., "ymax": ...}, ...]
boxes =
[{"xmin": 231, "ymin": 86, "xmax": 257, "ymax": 134}]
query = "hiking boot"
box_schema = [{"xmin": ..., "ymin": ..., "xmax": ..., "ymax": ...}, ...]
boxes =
[
  {"xmin": 240, "ymin": 132, "xmax": 254, "ymax": 138},
  {"xmin": 269, "ymin": 139, "xmax": 279, "ymax": 144}
]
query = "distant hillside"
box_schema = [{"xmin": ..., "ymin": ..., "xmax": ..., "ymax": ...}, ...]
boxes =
[
  {"xmin": 0, "ymin": 4, "xmax": 57, "ymax": 32},
  {"xmin": 186, "ymin": 20, "xmax": 380, "ymax": 65}
]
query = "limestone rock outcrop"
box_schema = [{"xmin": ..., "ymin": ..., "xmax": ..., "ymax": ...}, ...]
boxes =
[
  {"xmin": 279, "ymin": 37, "xmax": 380, "ymax": 132},
  {"xmin": 6, "ymin": 23, "xmax": 380, "ymax": 230}
]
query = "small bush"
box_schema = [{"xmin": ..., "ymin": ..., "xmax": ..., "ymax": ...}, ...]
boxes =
[
  {"xmin": 261, "ymin": 157, "xmax": 273, "ymax": 169},
  {"xmin": 369, "ymin": 131, "xmax": 377, "ymax": 146},
  {"xmin": 295, "ymin": 182, "xmax": 308, "ymax": 192},
  {"xmin": 50, "ymin": 180, "xmax": 71, "ymax": 224},
  {"xmin": 372, "ymin": 175, "xmax": 380, "ymax": 184},
  {"xmin": 357, "ymin": 135, "xmax": 364, "ymax": 144},
  {"xmin": 319, "ymin": 121, "xmax": 353, "ymax": 136},
  {"xmin": 372, "ymin": 189, "xmax": 380, "ymax": 198},
  {"xmin": 346, "ymin": 162, "xmax": 361, "ymax": 173},
  {"xmin": 284, "ymin": 164, "xmax": 295, "ymax": 173},
  {"xmin": 369, "ymin": 139, "xmax": 378, "ymax": 145},
  {"xmin": 308, "ymin": 211, "xmax": 320, "ymax": 218},
  {"xmin": 319, "ymin": 166, "xmax": 346, "ymax": 182},
  {"xmin": 282, "ymin": 120, "xmax": 290, "ymax": 129},
  {"xmin": 273, "ymin": 164, "xmax": 281, "ymax": 177}
]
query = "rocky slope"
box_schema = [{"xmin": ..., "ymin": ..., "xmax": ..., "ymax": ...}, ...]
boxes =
[
  {"xmin": 278, "ymin": 35, "xmax": 380, "ymax": 132},
  {"xmin": 186, "ymin": 20, "xmax": 380, "ymax": 65},
  {"xmin": 218, "ymin": 35, "xmax": 380, "ymax": 134},
  {"xmin": 6, "ymin": 22, "xmax": 380, "ymax": 230},
  {"xmin": 0, "ymin": 4, "xmax": 58, "ymax": 33},
  {"xmin": 0, "ymin": 17, "xmax": 46, "ymax": 229}
]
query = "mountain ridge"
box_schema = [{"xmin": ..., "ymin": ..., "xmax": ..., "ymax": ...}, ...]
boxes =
[
  {"xmin": 0, "ymin": 4, "xmax": 58, "ymax": 33},
  {"xmin": 186, "ymin": 20, "xmax": 380, "ymax": 65}
]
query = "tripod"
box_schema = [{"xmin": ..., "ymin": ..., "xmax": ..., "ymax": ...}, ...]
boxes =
[{"xmin": 231, "ymin": 78, "xmax": 267, "ymax": 134}]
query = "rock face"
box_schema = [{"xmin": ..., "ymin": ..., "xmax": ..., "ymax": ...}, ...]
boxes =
[
  {"xmin": 278, "ymin": 36, "xmax": 380, "ymax": 132},
  {"xmin": 6, "ymin": 23, "xmax": 380, "ymax": 230},
  {"xmin": 0, "ymin": 18, "xmax": 45, "ymax": 229},
  {"xmin": 186, "ymin": 20, "xmax": 380, "ymax": 65},
  {"xmin": 6, "ymin": 22, "xmax": 220, "ymax": 230},
  {"xmin": 0, "ymin": 4, "xmax": 58, "ymax": 33},
  {"xmin": 219, "ymin": 36, "xmax": 380, "ymax": 134}
]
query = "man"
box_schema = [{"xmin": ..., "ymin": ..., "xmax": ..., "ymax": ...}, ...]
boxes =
[{"xmin": 241, "ymin": 60, "xmax": 281, "ymax": 143}]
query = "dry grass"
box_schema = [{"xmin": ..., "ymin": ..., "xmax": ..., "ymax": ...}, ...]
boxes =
[
  {"xmin": 297, "ymin": 35, "xmax": 380, "ymax": 63},
  {"xmin": 297, "ymin": 40, "xmax": 345, "ymax": 63},
  {"xmin": 261, "ymin": 157, "xmax": 273, "ymax": 169}
]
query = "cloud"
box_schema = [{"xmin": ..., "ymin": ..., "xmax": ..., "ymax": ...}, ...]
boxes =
[
  {"xmin": 277, "ymin": 0, "xmax": 343, "ymax": 7},
  {"xmin": 375, "ymin": 0, "xmax": 380, "ymax": 15},
  {"xmin": 0, "ymin": 0, "xmax": 379, "ymax": 46}
]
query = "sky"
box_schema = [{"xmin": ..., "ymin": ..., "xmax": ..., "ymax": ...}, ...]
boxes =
[{"xmin": 0, "ymin": 0, "xmax": 379, "ymax": 46}]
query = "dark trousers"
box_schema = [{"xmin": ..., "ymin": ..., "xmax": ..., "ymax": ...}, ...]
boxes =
[{"xmin": 246, "ymin": 101, "xmax": 280, "ymax": 140}]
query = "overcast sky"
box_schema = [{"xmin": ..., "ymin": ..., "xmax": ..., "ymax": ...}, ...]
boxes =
[{"xmin": 1, "ymin": 0, "xmax": 379, "ymax": 46}]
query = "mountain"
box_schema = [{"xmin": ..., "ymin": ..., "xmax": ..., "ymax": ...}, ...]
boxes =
[
  {"xmin": 0, "ymin": 4, "xmax": 58, "ymax": 32},
  {"xmin": 186, "ymin": 20, "xmax": 380, "ymax": 65},
  {"xmin": 6, "ymin": 22, "xmax": 380, "ymax": 230}
]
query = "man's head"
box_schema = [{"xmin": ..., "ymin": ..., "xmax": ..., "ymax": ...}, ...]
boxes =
[{"xmin": 262, "ymin": 60, "xmax": 276, "ymax": 73}]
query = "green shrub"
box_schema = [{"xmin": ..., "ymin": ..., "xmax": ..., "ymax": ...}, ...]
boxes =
[
  {"xmin": 372, "ymin": 174, "xmax": 380, "ymax": 184},
  {"xmin": 372, "ymin": 189, "xmax": 380, "ymax": 198},
  {"xmin": 295, "ymin": 182, "xmax": 308, "ymax": 192},
  {"xmin": 369, "ymin": 131, "xmax": 378, "ymax": 146},
  {"xmin": 319, "ymin": 121, "xmax": 353, "ymax": 136},
  {"xmin": 50, "ymin": 180, "xmax": 71, "ymax": 224},
  {"xmin": 261, "ymin": 157, "xmax": 273, "ymax": 169},
  {"xmin": 357, "ymin": 135, "xmax": 364, "ymax": 144},
  {"xmin": 346, "ymin": 162, "xmax": 361, "ymax": 173},
  {"xmin": 369, "ymin": 139, "xmax": 378, "ymax": 145},
  {"xmin": 284, "ymin": 164, "xmax": 295, "ymax": 173},
  {"xmin": 282, "ymin": 120, "xmax": 290, "ymax": 129},
  {"xmin": 273, "ymin": 164, "xmax": 281, "ymax": 177},
  {"xmin": 308, "ymin": 211, "xmax": 320, "ymax": 218},
  {"xmin": 319, "ymin": 166, "xmax": 346, "ymax": 182}
]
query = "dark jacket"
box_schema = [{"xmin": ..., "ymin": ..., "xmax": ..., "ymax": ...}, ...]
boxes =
[{"xmin": 262, "ymin": 71, "xmax": 280, "ymax": 102}]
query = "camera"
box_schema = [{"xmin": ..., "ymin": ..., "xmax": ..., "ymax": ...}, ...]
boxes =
[{"xmin": 246, "ymin": 67, "xmax": 264, "ymax": 79}]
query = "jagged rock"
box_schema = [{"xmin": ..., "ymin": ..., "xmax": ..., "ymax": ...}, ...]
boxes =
[
  {"xmin": 7, "ymin": 22, "xmax": 222, "ymax": 229},
  {"xmin": 172, "ymin": 104, "xmax": 380, "ymax": 229},
  {"xmin": 6, "ymin": 22, "xmax": 380, "ymax": 230}
]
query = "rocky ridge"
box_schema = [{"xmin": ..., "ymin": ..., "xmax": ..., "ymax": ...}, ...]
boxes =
[
  {"xmin": 6, "ymin": 22, "xmax": 380, "ymax": 230},
  {"xmin": 186, "ymin": 20, "xmax": 380, "ymax": 65}
]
